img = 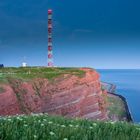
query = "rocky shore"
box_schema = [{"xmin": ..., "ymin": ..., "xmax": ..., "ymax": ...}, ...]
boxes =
[{"xmin": 102, "ymin": 82, "xmax": 133, "ymax": 122}]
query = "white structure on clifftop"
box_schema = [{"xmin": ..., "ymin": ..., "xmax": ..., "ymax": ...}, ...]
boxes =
[{"xmin": 22, "ymin": 62, "xmax": 27, "ymax": 67}]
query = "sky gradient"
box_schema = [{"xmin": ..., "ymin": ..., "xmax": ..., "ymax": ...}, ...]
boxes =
[{"xmin": 0, "ymin": 0, "xmax": 140, "ymax": 68}]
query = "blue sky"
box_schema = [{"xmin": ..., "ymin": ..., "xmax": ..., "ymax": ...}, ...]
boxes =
[{"xmin": 0, "ymin": 0, "xmax": 140, "ymax": 68}]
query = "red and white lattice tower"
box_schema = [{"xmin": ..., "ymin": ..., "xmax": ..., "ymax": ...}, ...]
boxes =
[{"xmin": 48, "ymin": 9, "xmax": 53, "ymax": 67}]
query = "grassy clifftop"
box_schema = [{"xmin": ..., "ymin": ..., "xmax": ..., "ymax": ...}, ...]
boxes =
[
  {"xmin": 0, "ymin": 67, "xmax": 85, "ymax": 83},
  {"xmin": 0, "ymin": 114, "xmax": 140, "ymax": 140}
]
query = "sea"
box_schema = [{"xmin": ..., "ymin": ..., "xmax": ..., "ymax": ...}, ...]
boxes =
[{"xmin": 97, "ymin": 69, "xmax": 140, "ymax": 123}]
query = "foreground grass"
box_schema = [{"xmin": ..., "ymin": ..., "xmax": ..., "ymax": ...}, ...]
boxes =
[
  {"xmin": 0, "ymin": 114, "xmax": 140, "ymax": 140},
  {"xmin": 0, "ymin": 67, "xmax": 85, "ymax": 83}
]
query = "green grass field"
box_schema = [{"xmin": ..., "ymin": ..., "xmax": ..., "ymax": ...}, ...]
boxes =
[
  {"xmin": 107, "ymin": 95, "xmax": 127, "ymax": 121},
  {"xmin": 0, "ymin": 67, "xmax": 85, "ymax": 83},
  {"xmin": 0, "ymin": 114, "xmax": 140, "ymax": 140}
]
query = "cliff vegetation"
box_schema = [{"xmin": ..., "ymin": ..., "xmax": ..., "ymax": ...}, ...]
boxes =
[{"xmin": 0, "ymin": 67, "xmax": 85, "ymax": 83}]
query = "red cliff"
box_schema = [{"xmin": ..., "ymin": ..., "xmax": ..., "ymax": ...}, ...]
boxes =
[{"xmin": 0, "ymin": 68, "xmax": 108, "ymax": 120}]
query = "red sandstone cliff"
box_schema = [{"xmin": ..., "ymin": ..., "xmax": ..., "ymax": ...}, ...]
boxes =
[{"xmin": 0, "ymin": 68, "xmax": 108, "ymax": 120}]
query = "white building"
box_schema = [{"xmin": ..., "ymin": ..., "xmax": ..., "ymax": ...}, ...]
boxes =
[{"xmin": 22, "ymin": 62, "xmax": 27, "ymax": 67}]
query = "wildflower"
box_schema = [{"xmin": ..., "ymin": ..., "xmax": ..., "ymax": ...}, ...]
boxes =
[
  {"xmin": 41, "ymin": 123, "xmax": 45, "ymax": 127},
  {"xmin": 48, "ymin": 121, "xmax": 53, "ymax": 124},
  {"xmin": 24, "ymin": 124, "xmax": 28, "ymax": 127},
  {"xmin": 110, "ymin": 122, "xmax": 115, "ymax": 125},
  {"xmin": 16, "ymin": 116, "xmax": 20, "ymax": 120},
  {"xmin": 44, "ymin": 113, "xmax": 48, "ymax": 115},
  {"xmin": 49, "ymin": 131, "xmax": 55, "ymax": 136},
  {"xmin": 7, "ymin": 119, "xmax": 12, "ymax": 122},
  {"xmin": 63, "ymin": 138, "xmax": 68, "ymax": 140},
  {"xmin": 16, "ymin": 116, "xmax": 23, "ymax": 121},
  {"xmin": 61, "ymin": 125, "xmax": 66, "ymax": 128},
  {"xmin": 39, "ymin": 113, "xmax": 43, "ymax": 116},
  {"xmin": 93, "ymin": 123, "xmax": 97, "ymax": 126},
  {"xmin": 3, "ymin": 118, "xmax": 6, "ymax": 121},
  {"xmin": 69, "ymin": 124, "xmax": 73, "ymax": 127},
  {"xmin": 136, "ymin": 128, "xmax": 140, "ymax": 131},
  {"xmin": 75, "ymin": 125, "xmax": 79, "ymax": 128},
  {"xmin": 32, "ymin": 113, "xmax": 38, "ymax": 116},
  {"xmin": 89, "ymin": 126, "xmax": 93, "ymax": 129},
  {"xmin": 34, "ymin": 135, "xmax": 37, "ymax": 138}
]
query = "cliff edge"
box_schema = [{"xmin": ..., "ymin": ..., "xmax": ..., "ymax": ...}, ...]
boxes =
[{"xmin": 0, "ymin": 67, "xmax": 108, "ymax": 120}]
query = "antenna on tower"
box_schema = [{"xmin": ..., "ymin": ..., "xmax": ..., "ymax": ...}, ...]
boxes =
[{"xmin": 48, "ymin": 9, "xmax": 53, "ymax": 67}]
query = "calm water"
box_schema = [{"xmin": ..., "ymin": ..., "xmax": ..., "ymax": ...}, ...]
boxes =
[{"xmin": 97, "ymin": 69, "xmax": 140, "ymax": 123}]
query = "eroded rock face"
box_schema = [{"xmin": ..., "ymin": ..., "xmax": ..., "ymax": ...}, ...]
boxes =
[{"xmin": 0, "ymin": 68, "xmax": 108, "ymax": 120}]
